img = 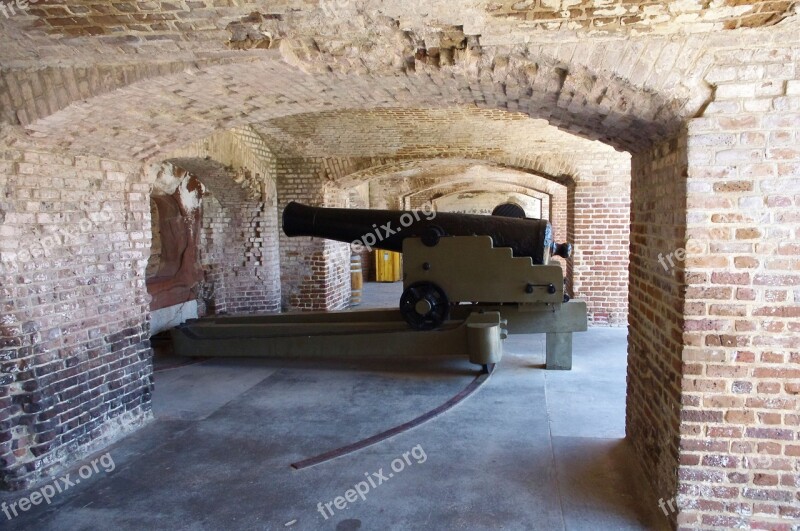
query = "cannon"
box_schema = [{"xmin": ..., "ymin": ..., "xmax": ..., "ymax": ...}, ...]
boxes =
[
  {"xmin": 171, "ymin": 202, "xmax": 586, "ymax": 372},
  {"xmin": 283, "ymin": 202, "xmax": 572, "ymax": 265},
  {"xmin": 283, "ymin": 202, "xmax": 579, "ymax": 333}
]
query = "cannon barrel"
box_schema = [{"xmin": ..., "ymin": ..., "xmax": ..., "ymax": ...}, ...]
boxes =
[{"xmin": 283, "ymin": 202, "xmax": 571, "ymax": 264}]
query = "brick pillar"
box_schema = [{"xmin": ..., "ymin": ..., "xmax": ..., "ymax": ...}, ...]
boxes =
[
  {"xmin": 191, "ymin": 168, "xmax": 281, "ymax": 315},
  {"xmin": 276, "ymin": 158, "xmax": 350, "ymax": 311},
  {"xmin": 676, "ymin": 59, "xmax": 800, "ymax": 528},
  {"xmin": 550, "ymin": 185, "xmax": 568, "ymax": 243},
  {"xmin": 0, "ymin": 150, "xmax": 153, "ymax": 489},
  {"xmin": 627, "ymin": 133, "xmax": 689, "ymax": 522},
  {"xmin": 571, "ymin": 162, "xmax": 631, "ymax": 326}
]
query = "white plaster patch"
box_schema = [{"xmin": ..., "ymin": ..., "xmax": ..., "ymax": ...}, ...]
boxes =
[
  {"xmin": 667, "ymin": 0, "xmax": 705, "ymax": 15},
  {"xmin": 150, "ymin": 162, "xmax": 205, "ymax": 216},
  {"xmin": 150, "ymin": 162, "xmax": 184, "ymax": 196},
  {"xmin": 541, "ymin": 0, "xmax": 581, "ymax": 11},
  {"xmin": 594, "ymin": 6, "xmax": 627, "ymax": 17},
  {"xmin": 150, "ymin": 300, "xmax": 198, "ymax": 336},
  {"xmin": 177, "ymin": 175, "xmax": 204, "ymax": 215},
  {"xmin": 701, "ymin": 4, "xmax": 755, "ymax": 21},
  {"xmin": 674, "ymin": 12, "xmax": 701, "ymax": 23},
  {"xmin": 642, "ymin": 4, "xmax": 668, "ymax": 16}
]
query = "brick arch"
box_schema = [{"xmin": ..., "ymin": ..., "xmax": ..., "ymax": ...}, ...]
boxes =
[
  {"xmin": 424, "ymin": 186, "xmax": 546, "ymax": 207},
  {"xmin": 393, "ymin": 173, "xmax": 573, "ymax": 294},
  {"xmin": 0, "ymin": 58, "xmax": 243, "ymax": 127},
  {"xmin": 15, "ymin": 52, "xmax": 687, "ymax": 161},
  {"xmin": 403, "ymin": 180, "xmax": 554, "ymax": 201},
  {"xmin": 334, "ymin": 157, "xmax": 577, "ymax": 191},
  {"xmin": 335, "ymin": 158, "xmax": 571, "ymax": 254},
  {"xmin": 161, "ymin": 156, "xmax": 281, "ymax": 315},
  {"xmin": 401, "ymin": 179, "xmax": 566, "ymax": 251},
  {"xmin": 409, "ymin": 185, "xmax": 551, "ymax": 221},
  {"xmin": 394, "ymin": 176, "xmax": 561, "ymax": 236},
  {"xmin": 332, "ymin": 156, "xmax": 584, "ymax": 298},
  {"xmin": 166, "ymin": 126, "xmax": 278, "ymax": 201},
  {"xmin": 402, "ymin": 181, "xmax": 552, "ymax": 219},
  {"xmin": 165, "ymin": 158, "xmax": 251, "ymax": 202}
]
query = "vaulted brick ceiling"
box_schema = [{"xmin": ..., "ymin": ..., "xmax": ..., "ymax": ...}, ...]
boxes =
[
  {"xmin": 251, "ymin": 108, "xmax": 618, "ymax": 158},
  {"xmin": 351, "ymin": 161, "xmax": 570, "ymax": 194},
  {"xmin": 1, "ymin": 0, "xmax": 797, "ymax": 63},
  {"xmin": 0, "ymin": 0, "xmax": 798, "ymax": 160}
]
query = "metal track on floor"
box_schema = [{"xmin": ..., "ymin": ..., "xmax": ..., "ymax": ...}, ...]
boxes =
[{"xmin": 291, "ymin": 364, "xmax": 494, "ymax": 470}]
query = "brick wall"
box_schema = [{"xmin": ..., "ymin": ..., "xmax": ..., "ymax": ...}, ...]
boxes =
[
  {"xmin": 168, "ymin": 127, "xmax": 282, "ymax": 315},
  {"xmin": 572, "ymin": 154, "xmax": 632, "ymax": 326},
  {"xmin": 276, "ymin": 158, "xmax": 350, "ymax": 311},
  {"xmin": 627, "ymin": 42, "xmax": 800, "ymax": 530},
  {"xmin": 194, "ymin": 168, "xmax": 279, "ymax": 315},
  {"xmin": 675, "ymin": 46, "xmax": 800, "ymax": 530},
  {"xmin": 0, "ymin": 149, "xmax": 152, "ymax": 489},
  {"xmin": 628, "ymin": 133, "xmax": 689, "ymax": 520}
]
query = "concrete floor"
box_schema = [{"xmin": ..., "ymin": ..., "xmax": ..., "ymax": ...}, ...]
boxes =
[{"xmin": 3, "ymin": 282, "xmax": 669, "ymax": 530}]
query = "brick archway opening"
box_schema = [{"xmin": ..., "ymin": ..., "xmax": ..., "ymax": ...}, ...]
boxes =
[{"xmin": 0, "ymin": 55, "xmax": 690, "ymax": 528}]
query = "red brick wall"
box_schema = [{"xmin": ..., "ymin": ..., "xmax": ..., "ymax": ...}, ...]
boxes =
[
  {"xmin": 628, "ymin": 133, "xmax": 689, "ymax": 520},
  {"xmin": 676, "ymin": 48, "xmax": 800, "ymax": 529},
  {"xmin": 571, "ymin": 159, "xmax": 631, "ymax": 326},
  {"xmin": 550, "ymin": 186, "xmax": 568, "ymax": 244}
]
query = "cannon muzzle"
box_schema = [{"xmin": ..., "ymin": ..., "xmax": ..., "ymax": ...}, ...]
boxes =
[{"xmin": 283, "ymin": 202, "xmax": 571, "ymax": 264}]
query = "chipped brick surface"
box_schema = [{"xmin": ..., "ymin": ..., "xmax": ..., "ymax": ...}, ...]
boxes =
[{"xmin": 0, "ymin": 149, "xmax": 153, "ymax": 489}]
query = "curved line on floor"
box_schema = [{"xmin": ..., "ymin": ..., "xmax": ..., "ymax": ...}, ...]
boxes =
[
  {"xmin": 291, "ymin": 365, "xmax": 494, "ymax": 470},
  {"xmin": 153, "ymin": 357, "xmax": 206, "ymax": 373}
]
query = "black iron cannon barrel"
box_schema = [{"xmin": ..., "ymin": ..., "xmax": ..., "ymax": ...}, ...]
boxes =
[{"xmin": 283, "ymin": 202, "xmax": 571, "ymax": 264}]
